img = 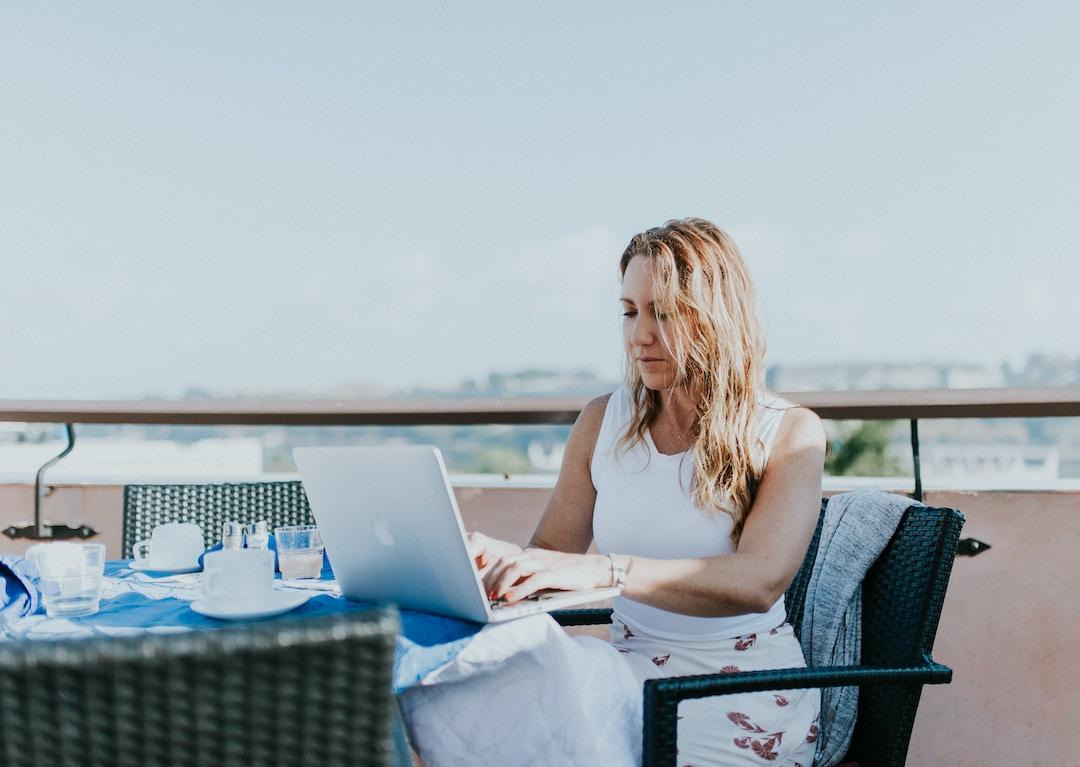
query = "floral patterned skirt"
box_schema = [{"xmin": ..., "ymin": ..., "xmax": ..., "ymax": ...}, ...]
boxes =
[
  {"xmin": 399, "ymin": 614, "xmax": 819, "ymax": 767},
  {"xmin": 612, "ymin": 617, "xmax": 820, "ymax": 766}
]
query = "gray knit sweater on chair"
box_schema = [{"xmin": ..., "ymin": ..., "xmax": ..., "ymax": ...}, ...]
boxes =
[{"xmin": 801, "ymin": 490, "xmax": 917, "ymax": 767}]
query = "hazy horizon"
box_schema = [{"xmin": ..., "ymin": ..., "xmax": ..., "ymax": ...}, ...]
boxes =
[
  {"xmin": 127, "ymin": 352, "xmax": 1069, "ymax": 401},
  {"xmin": 3, "ymin": 3, "xmax": 1078, "ymax": 399}
]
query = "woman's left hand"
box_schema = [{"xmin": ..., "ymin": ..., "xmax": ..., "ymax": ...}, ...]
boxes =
[{"xmin": 482, "ymin": 548, "xmax": 611, "ymax": 602}]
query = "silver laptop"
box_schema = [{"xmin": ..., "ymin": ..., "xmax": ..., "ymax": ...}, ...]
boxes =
[{"xmin": 293, "ymin": 445, "xmax": 620, "ymax": 623}]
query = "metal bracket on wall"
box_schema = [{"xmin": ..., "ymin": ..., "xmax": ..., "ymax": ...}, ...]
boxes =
[
  {"xmin": 2, "ymin": 423, "xmax": 98, "ymax": 541},
  {"xmin": 957, "ymin": 538, "xmax": 991, "ymax": 557}
]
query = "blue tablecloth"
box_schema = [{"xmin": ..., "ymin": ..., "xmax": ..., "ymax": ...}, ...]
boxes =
[{"xmin": 0, "ymin": 559, "xmax": 482, "ymax": 693}]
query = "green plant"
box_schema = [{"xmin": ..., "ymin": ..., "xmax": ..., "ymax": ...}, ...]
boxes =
[{"xmin": 825, "ymin": 420, "xmax": 904, "ymax": 476}]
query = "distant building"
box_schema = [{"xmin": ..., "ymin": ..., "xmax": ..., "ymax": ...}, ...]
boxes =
[
  {"xmin": 920, "ymin": 444, "xmax": 1059, "ymax": 483},
  {"xmin": 1008, "ymin": 354, "xmax": 1080, "ymax": 387},
  {"xmin": 944, "ymin": 364, "xmax": 1007, "ymax": 389},
  {"xmin": 768, "ymin": 361, "xmax": 1005, "ymax": 392},
  {"xmin": 0, "ymin": 422, "xmax": 55, "ymax": 444},
  {"xmin": 486, "ymin": 369, "xmax": 613, "ymax": 396},
  {"xmin": 527, "ymin": 440, "xmax": 564, "ymax": 471}
]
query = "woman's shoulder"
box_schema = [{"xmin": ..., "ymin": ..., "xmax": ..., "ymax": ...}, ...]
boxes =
[
  {"xmin": 564, "ymin": 391, "xmax": 619, "ymax": 469},
  {"xmin": 769, "ymin": 402, "xmax": 827, "ymax": 453},
  {"xmin": 583, "ymin": 390, "xmax": 616, "ymax": 414},
  {"xmin": 754, "ymin": 393, "xmax": 825, "ymax": 466},
  {"xmin": 576, "ymin": 390, "xmax": 618, "ymax": 434}
]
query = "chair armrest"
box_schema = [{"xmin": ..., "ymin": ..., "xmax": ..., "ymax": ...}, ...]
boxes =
[
  {"xmin": 551, "ymin": 607, "xmax": 613, "ymax": 626},
  {"xmin": 647, "ymin": 658, "xmax": 952, "ymax": 702},
  {"xmin": 641, "ymin": 658, "xmax": 952, "ymax": 766}
]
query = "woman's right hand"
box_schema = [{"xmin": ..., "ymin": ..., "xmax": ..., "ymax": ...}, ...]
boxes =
[{"xmin": 467, "ymin": 532, "xmax": 522, "ymax": 576}]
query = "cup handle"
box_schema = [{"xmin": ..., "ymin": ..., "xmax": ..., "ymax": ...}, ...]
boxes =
[{"xmin": 133, "ymin": 540, "xmax": 151, "ymax": 562}]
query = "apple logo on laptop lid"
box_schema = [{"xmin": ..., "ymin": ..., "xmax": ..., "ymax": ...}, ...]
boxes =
[{"xmin": 372, "ymin": 512, "xmax": 395, "ymax": 548}]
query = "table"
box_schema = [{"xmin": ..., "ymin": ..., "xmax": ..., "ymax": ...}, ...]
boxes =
[
  {"xmin": 3, "ymin": 557, "xmax": 631, "ymax": 765},
  {"xmin": 1, "ymin": 560, "xmax": 483, "ymax": 693}
]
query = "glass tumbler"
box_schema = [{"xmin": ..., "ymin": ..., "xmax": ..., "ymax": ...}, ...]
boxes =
[
  {"xmin": 26, "ymin": 542, "xmax": 107, "ymax": 617},
  {"xmin": 275, "ymin": 525, "xmax": 324, "ymax": 579}
]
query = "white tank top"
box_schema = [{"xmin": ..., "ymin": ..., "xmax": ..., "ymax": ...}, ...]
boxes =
[{"xmin": 591, "ymin": 386, "xmax": 792, "ymax": 640}]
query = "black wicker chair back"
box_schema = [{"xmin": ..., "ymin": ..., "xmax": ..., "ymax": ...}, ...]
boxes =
[
  {"xmin": 122, "ymin": 481, "xmax": 315, "ymax": 557},
  {"xmin": 842, "ymin": 503, "xmax": 963, "ymax": 765},
  {"xmin": 781, "ymin": 501, "xmax": 964, "ymax": 765},
  {"xmin": 0, "ymin": 609, "xmax": 404, "ymax": 767}
]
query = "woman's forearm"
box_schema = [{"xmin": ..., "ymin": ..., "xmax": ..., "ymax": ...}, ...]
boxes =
[
  {"xmin": 615, "ymin": 552, "xmax": 783, "ymax": 618},
  {"xmin": 514, "ymin": 541, "xmax": 783, "ymax": 617}
]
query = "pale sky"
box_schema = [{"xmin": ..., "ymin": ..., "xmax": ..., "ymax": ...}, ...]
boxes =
[{"xmin": 2, "ymin": 2, "xmax": 1078, "ymax": 399}]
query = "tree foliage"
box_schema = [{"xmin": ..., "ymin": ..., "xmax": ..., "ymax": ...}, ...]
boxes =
[{"xmin": 825, "ymin": 420, "xmax": 904, "ymax": 476}]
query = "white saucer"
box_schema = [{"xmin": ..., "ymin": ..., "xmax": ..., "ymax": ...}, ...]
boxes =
[
  {"xmin": 190, "ymin": 589, "xmax": 310, "ymax": 621},
  {"xmin": 129, "ymin": 560, "xmax": 202, "ymax": 575}
]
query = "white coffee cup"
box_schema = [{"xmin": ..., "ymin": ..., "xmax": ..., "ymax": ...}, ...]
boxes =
[
  {"xmin": 201, "ymin": 549, "xmax": 275, "ymax": 604},
  {"xmin": 133, "ymin": 522, "xmax": 205, "ymax": 570}
]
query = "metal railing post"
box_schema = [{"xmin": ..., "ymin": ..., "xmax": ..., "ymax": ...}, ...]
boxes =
[
  {"xmin": 910, "ymin": 418, "xmax": 923, "ymax": 502},
  {"xmin": 3, "ymin": 423, "xmax": 98, "ymax": 541}
]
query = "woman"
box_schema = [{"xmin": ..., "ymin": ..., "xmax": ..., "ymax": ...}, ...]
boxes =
[{"xmin": 403, "ymin": 218, "xmax": 824, "ymax": 766}]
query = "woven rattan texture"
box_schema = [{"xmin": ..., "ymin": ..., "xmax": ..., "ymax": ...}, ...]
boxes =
[
  {"xmin": 122, "ymin": 482, "xmax": 316, "ymax": 558},
  {"xmin": 846, "ymin": 505, "xmax": 963, "ymax": 766},
  {"xmin": 0, "ymin": 609, "xmax": 401, "ymax": 767}
]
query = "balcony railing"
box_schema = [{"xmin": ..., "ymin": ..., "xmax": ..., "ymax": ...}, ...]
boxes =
[
  {"xmin": 5, "ymin": 385, "xmax": 1080, "ymax": 425},
  {"xmin": 5, "ymin": 385, "xmax": 1080, "ymax": 517}
]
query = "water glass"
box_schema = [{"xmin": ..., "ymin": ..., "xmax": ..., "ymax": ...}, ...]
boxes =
[
  {"xmin": 27, "ymin": 542, "xmax": 107, "ymax": 617},
  {"xmin": 275, "ymin": 525, "xmax": 324, "ymax": 579}
]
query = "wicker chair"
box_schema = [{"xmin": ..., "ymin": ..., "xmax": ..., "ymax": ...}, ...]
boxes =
[
  {"xmin": 122, "ymin": 481, "xmax": 315, "ymax": 557},
  {"xmin": 0, "ymin": 608, "xmax": 408, "ymax": 767},
  {"xmin": 553, "ymin": 500, "xmax": 965, "ymax": 767}
]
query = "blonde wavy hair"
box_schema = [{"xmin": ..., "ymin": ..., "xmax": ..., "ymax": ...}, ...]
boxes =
[{"xmin": 618, "ymin": 217, "xmax": 768, "ymax": 540}]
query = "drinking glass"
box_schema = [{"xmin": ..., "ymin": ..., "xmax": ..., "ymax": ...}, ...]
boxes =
[
  {"xmin": 27, "ymin": 542, "xmax": 107, "ymax": 617},
  {"xmin": 275, "ymin": 525, "xmax": 324, "ymax": 579}
]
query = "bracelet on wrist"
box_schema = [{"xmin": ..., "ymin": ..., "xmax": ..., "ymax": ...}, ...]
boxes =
[{"xmin": 607, "ymin": 553, "xmax": 627, "ymax": 590}]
